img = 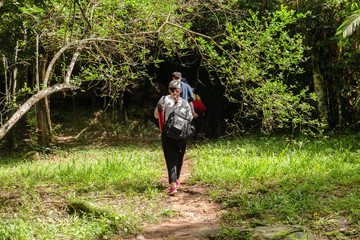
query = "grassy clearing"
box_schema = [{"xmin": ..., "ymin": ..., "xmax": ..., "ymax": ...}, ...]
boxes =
[
  {"xmin": 2, "ymin": 134, "xmax": 360, "ymax": 239},
  {"xmin": 0, "ymin": 143, "xmax": 167, "ymax": 239},
  {"xmin": 188, "ymin": 134, "xmax": 360, "ymax": 239}
]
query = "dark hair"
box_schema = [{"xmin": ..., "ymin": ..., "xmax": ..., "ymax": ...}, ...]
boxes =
[
  {"xmin": 170, "ymin": 88, "xmax": 181, "ymax": 103},
  {"xmin": 172, "ymin": 72, "xmax": 182, "ymax": 80}
]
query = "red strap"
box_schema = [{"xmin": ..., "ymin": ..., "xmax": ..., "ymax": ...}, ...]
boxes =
[{"xmin": 157, "ymin": 105, "xmax": 165, "ymax": 132}]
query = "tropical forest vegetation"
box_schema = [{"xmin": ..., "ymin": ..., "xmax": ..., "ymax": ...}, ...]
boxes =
[{"xmin": 1, "ymin": 0, "xmax": 360, "ymax": 239}]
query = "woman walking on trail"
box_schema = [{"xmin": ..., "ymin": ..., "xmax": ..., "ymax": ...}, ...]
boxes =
[{"xmin": 154, "ymin": 80, "xmax": 193, "ymax": 195}]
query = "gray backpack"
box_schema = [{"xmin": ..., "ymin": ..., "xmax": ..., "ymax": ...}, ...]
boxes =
[{"xmin": 163, "ymin": 100, "xmax": 195, "ymax": 141}]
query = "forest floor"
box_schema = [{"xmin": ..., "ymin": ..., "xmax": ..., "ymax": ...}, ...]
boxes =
[
  {"xmin": 55, "ymin": 120, "xmax": 224, "ymax": 240},
  {"xmin": 138, "ymin": 154, "xmax": 223, "ymax": 240}
]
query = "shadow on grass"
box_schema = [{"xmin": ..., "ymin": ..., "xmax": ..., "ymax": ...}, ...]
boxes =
[
  {"xmin": 0, "ymin": 156, "xmax": 24, "ymax": 166},
  {"xmin": 71, "ymin": 181, "xmax": 166, "ymax": 196},
  {"xmin": 216, "ymin": 174, "xmax": 360, "ymax": 238}
]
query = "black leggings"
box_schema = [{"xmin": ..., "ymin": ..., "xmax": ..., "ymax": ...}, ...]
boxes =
[{"xmin": 161, "ymin": 134, "xmax": 187, "ymax": 184}]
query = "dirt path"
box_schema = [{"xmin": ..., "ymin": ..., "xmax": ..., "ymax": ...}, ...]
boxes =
[
  {"xmin": 55, "ymin": 125, "xmax": 223, "ymax": 239},
  {"xmin": 137, "ymin": 155, "xmax": 223, "ymax": 240}
]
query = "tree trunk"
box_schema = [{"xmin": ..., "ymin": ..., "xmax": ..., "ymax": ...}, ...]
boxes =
[
  {"xmin": 35, "ymin": 53, "xmax": 52, "ymax": 147},
  {"xmin": 3, "ymin": 55, "xmax": 9, "ymax": 107},
  {"xmin": 35, "ymin": 98, "xmax": 51, "ymax": 147},
  {"xmin": 337, "ymin": 92, "xmax": 342, "ymax": 131},
  {"xmin": 312, "ymin": 48, "xmax": 329, "ymax": 127},
  {"xmin": 119, "ymin": 91, "xmax": 128, "ymax": 123},
  {"xmin": 2, "ymin": 54, "xmax": 15, "ymax": 149},
  {"xmin": 6, "ymin": 41, "xmax": 20, "ymax": 149}
]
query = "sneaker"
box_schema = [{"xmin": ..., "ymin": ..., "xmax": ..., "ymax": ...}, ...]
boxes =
[
  {"xmin": 167, "ymin": 187, "xmax": 178, "ymax": 196},
  {"xmin": 176, "ymin": 182, "xmax": 183, "ymax": 190}
]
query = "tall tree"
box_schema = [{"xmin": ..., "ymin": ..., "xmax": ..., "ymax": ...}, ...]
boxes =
[
  {"xmin": 0, "ymin": 0, "xmax": 31, "ymax": 147},
  {"xmin": 0, "ymin": 0, "xmax": 314, "ymax": 141},
  {"xmin": 335, "ymin": 0, "xmax": 360, "ymax": 126},
  {"xmin": 188, "ymin": 3, "xmax": 316, "ymax": 134},
  {"xmin": 336, "ymin": 0, "xmax": 360, "ymax": 38},
  {"xmin": 279, "ymin": 0, "xmax": 347, "ymax": 129}
]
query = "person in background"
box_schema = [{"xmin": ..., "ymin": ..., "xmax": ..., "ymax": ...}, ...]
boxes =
[
  {"xmin": 154, "ymin": 80, "xmax": 193, "ymax": 195},
  {"xmin": 172, "ymin": 72, "xmax": 198, "ymax": 119},
  {"xmin": 192, "ymin": 89, "xmax": 206, "ymax": 140},
  {"xmin": 193, "ymin": 89, "xmax": 202, "ymax": 102}
]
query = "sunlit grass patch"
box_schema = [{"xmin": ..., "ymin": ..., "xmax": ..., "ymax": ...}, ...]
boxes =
[
  {"xmin": 188, "ymin": 135, "xmax": 360, "ymax": 238},
  {"xmin": 0, "ymin": 143, "xmax": 169, "ymax": 239},
  {"xmin": 189, "ymin": 136, "xmax": 360, "ymax": 186},
  {"xmin": 1, "ymin": 144, "xmax": 164, "ymax": 189}
]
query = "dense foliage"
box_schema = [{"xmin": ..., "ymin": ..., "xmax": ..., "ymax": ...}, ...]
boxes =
[{"xmin": 0, "ymin": 0, "xmax": 360, "ymax": 148}]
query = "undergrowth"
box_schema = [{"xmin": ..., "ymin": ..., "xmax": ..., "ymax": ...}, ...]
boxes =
[
  {"xmin": 0, "ymin": 143, "xmax": 167, "ymax": 239},
  {"xmin": 187, "ymin": 134, "xmax": 360, "ymax": 239},
  {"xmin": 2, "ymin": 133, "xmax": 360, "ymax": 239}
]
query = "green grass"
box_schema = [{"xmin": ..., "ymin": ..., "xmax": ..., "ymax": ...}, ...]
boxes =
[
  {"xmin": 188, "ymin": 134, "xmax": 360, "ymax": 239},
  {"xmin": 0, "ymin": 143, "xmax": 167, "ymax": 239},
  {"xmin": 2, "ymin": 144, "xmax": 164, "ymax": 186},
  {"xmin": 2, "ymin": 134, "xmax": 360, "ymax": 239}
]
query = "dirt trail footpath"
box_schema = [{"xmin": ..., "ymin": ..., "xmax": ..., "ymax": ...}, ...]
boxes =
[{"xmin": 138, "ymin": 155, "xmax": 223, "ymax": 240}]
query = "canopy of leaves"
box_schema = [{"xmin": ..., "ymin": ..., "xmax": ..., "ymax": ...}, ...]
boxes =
[
  {"xmin": 184, "ymin": 5, "xmax": 318, "ymax": 134},
  {"xmin": 0, "ymin": 0, "xmax": 320, "ymax": 137}
]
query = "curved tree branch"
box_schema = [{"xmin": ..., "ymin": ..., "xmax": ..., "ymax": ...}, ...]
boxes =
[
  {"xmin": 0, "ymin": 46, "xmax": 83, "ymax": 140},
  {"xmin": 0, "ymin": 83, "xmax": 78, "ymax": 140}
]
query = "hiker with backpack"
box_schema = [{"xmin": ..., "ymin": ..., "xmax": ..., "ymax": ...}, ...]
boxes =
[{"xmin": 154, "ymin": 80, "xmax": 194, "ymax": 195}]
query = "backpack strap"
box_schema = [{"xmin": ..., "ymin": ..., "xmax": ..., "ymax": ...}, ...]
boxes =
[
  {"xmin": 157, "ymin": 96, "xmax": 166, "ymax": 131},
  {"xmin": 159, "ymin": 95, "xmax": 166, "ymax": 119},
  {"xmin": 181, "ymin": 98, "xmax": 187, "ymax": 108},
  {"xmin": 179, "ymin": 99, "xmax": 192, "ymax": 121}
]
